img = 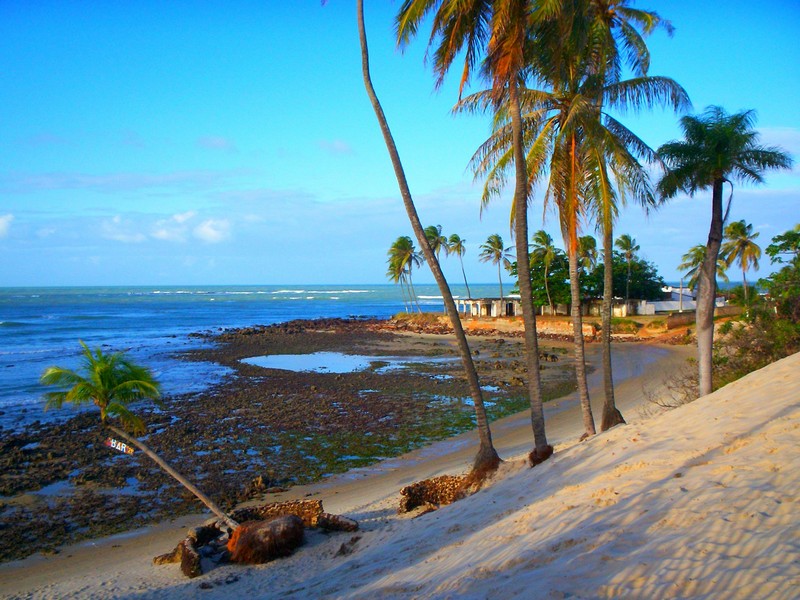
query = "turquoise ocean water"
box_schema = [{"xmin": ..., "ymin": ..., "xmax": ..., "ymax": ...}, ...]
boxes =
[{"xmin": 0, "ymin": 284, "xmax": 500, "ymax": 429}]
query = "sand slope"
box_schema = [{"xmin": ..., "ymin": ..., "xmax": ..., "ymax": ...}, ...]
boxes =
[{"xmin": 2, "ymin": 349, "xmax": 798, "ymax": 599}]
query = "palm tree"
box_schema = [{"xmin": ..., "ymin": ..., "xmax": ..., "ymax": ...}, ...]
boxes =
[
  {"xmin": 614, "ymin": 233, "xmax": 640, "ymax": 305},
  {"xmin": 41, "ymin": 342, "xmax": 238, "ymax": 530},
  {"xmin": 358, "ymin": 0, "xmax": 501, "ymax": 474},
  {"xmin": 424, "ymin": 224, "xmax": 450, "ymax": 260},
  {"xmin": 397, "ymin": 0, "xmax": 553, "ymax": 464},
  {"xmin": 387, "ymin": 235, "xmax": 423, "ymax": 312},
  {"xmin": 531, "ymin": 229, "xmax": 558, "ymax": 314},
  {"xmin": 448, "ymin": 233, "xmax": 472, "ymax": 299},
  {"xmin": 722, "ymin": 219, "xmax": 761, "ymax": 303},
  {"xmin": 657, "ymin": 106, "xmax": 793, "ymax": 396},
  {"xmin": 480, "ymin": 234, "xmax": 514, "ymax": 300},
  {"xmin": 578, "ymin": 235, "xmax": 598, "ymax": 273},
  {"xmin": 583, "ymin": 0, "xmax": 681, "ymax": 432},
  {"xmin": 678, "ymin": 244, "xmax": 729, "ymax": 292}
]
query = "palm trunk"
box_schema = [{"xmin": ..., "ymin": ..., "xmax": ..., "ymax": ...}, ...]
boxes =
[
  {"xmin": 497, "ymin": 264, "xmax": 504, "ymax": 300},
  {"xmin": 106, "ymin": 424, "xmax": 239, "ymax": 531},
  {"xmin": 509, "ymin": 82, "xmax": 550, "ymax": 462},
  {"xmin": 625, "ymin": 260, "xmax": 631, "ymax": 306},
  {"xmin": 358, "ymin": 0, "xmax": 499, "ymax": 473},
  {"xmin": 601, "ymin": 222, "xmax": 624, "ymax": 430},
  {"xmin": 459, "ymin": 256, "xmax": 472, "ymax": 299},
  {"xmin": 568, "ymin": 135, "xmax": 595, "ymax": 438},
  {"xmin": 742, "ymin": 267, "xmax": 748, "ymax": 304},
  {"xmin": 544, "ymin": 264, "xmax": 553, "ymax": 315},
  {"xmin": 697, "ymin": 178, "xmax": 724, "ymax": 396},
  {"xmin": 569, "ymin": 244, "xmax": 596, "ymax": 438}
]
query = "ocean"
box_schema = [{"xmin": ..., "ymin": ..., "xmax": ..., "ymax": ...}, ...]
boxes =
[{"xmin": 0, "ymin": 283, "xmax": 500, "ymax": 429}]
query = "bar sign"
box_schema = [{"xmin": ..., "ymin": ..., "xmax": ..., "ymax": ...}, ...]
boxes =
[{"xmin": 104, "ymin": 437, "xmax": 135, "ymax": 455}]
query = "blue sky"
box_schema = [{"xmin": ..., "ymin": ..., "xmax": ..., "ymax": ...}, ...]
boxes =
[{"xmin": 1, "ymin": 0, "xmax": 798, "ymax": 287}]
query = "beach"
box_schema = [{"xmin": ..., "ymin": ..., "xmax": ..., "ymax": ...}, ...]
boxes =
[
  {"xmin": 2, "ymin": 312, "xmax": 797, "ymax": 598},
  {"xmin": 2, "ymin": 345, "xmax": 797, "ymax": 598}
]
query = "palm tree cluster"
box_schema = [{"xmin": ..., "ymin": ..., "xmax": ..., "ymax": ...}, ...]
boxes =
[
  {"xmin": 387, "ymin": 226, "xmax": 479, "ymax": 313},
  {"xmin": 365, "ymin": 0, "xmax": 791, "ymax": 475}
]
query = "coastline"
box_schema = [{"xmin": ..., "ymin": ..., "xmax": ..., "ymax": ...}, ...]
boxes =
[{"xmin": 0, "ymin": 325, "xmax": 695, "ymax": 597}]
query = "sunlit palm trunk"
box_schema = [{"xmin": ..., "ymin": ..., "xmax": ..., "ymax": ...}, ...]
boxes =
[
  {"xmin": 601, "ymin": 223, "xmax": 624, "ymax": 430},
  {"xmin": 509, "ymin": 84, "xmax": 550, "ymax": 460},
  {"xmin": 697, "ymin": 179, "xmax": 724, "ymax": 396},
  {"xmin": 357, "ymin": 0, "xmax": 499, "ymax": 472},
  {"xmin": 568, "ymin": 136, "xmax": 595, "ymax": 438},
  {"xmin": 107, "ymin": 424, "xmax": 238, "ymax": 531},
  {"xmin": 497, "ymin": 263, "xmax": 504, "ymax": 300}
]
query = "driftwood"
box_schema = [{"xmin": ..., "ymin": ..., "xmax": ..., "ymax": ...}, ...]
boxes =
[
  {"xmin": 154, "ymin": 498, "xmax": 358, "ymax": 578},
  {"xmin": 227, "ymin": 515, "xmax": 304, "ymax": 565}
]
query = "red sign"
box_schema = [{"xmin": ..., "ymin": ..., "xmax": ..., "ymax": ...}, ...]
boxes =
[{"xmin": 104, "ymin": 437, "xmax": 134, "ymax": 455}]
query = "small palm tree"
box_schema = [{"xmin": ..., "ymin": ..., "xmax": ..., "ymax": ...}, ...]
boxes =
[
  {"xmin": 480, "ymin": 234, "xmax": 514, "ymax": 300},
  {"xmin": 424, "ymin": 224, "xmax": 449, "ymax": 260},
  {"xmin": 41, "ymin": 342, "xmax": 238, "ymax": 530},
  {"xmin": 722, "ymin": 219, "xmax": 761, "ymax": 302},
  {"xmin": 448, "ymin": 233, "xmax": 472, "ymax": 299},
  {"xmin": 578, "ymin": 235, "xmax": 598, "ymax": 273},
  {"xmin": 678, "ymin": 244, "xmax": 729, "ymax": 292},
  {"xmin": 387, "ymin": 236, "xmax": 423, "ymax": 312},
  {"xmin": 657, "ymin": 106, "xmax": 792, "ymax": 395},
  {"xmin": 531, "ymin": 230, "xmax": 558, "ymax": 314},
  {"xmin": 615, "ymin": 234, "xmax": 640, "ymax": 305}
]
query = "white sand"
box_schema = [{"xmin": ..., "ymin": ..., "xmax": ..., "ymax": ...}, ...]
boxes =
[{"xmin": 2, "ymin": 346, "xmax": 798, "ymax": 599}]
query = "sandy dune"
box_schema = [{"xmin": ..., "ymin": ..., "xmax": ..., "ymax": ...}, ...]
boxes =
[{"xmin": 2, "ymin": 346, "xmax": 798, "ymax": 599}]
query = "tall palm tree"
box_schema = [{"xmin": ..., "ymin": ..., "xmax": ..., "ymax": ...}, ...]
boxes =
[
  {"xmin": 531, "ymin": 229, "xmax": 558, "ymax": 314},
  {"xmin": 41, "ymin": 342, "xmax": 238, "ymax": 530},
  {"xmin": 722, "ymin": 219, "xmax": 761, "ymax": 303},
  {"xmin": 583, "ymin": 0, "xmax": 680, "ymax": 432},
  {"xmin": 614, "ymin": 233, "xmax": 640, "ymax": 305},
  {"xmin": 358, "ymin": 0, "xmax": 501, "ymax": 474},
  {"xmin": 397, "ymin": 0, "xmax": 553, "ymax": 463},
  {"xmin": 480, "ymin": 233, "xmax": 514, "ymax": 300},
  {"xmin": 448, "ymin": 233, "xmax": 472, "ymax": 299},
  {"xmin": 678, "ymin": 243, "xmax": 729, "ymax": 292},
  {"xmin": 657, "ymin": 106, "xmax": 793, "ymax": 396},
  {"xmin": 469, "ymin": 77, "xmax": 681, "ymax": 439},
  {"xmin": 424, "ymin": 224, "xmax": 450, "ymax": 260}
]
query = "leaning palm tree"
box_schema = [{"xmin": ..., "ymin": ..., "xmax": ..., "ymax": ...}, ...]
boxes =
[
  {"xmin": 531, "ymin": 229, "xmax": 558, "ymax": 314},
  {"xmin": 657, "ymin": 106, "xmax": 793, "ymax": 396},
  {"xmin": 41, "ymin": 342, "xmax": 238, "ymax": 530},
  {"xmin": 448, "ymin": 233, "xmax": 472, "ymax": 299},
  {"xmin": 615, "ymin": 233, "xmax": 640, "ymax": 305},
  {"xmin": 397, "ymin": 0, "xmax": 553, "ymax": 463},
  {"xmin": 721, "ymin": 219, "xmax": 761, "ymax": 303},
  {"xmin": 678, "ymin": 243, "xmax": 729, "ymax": 292},
  {"xmin": 479, "ymin": 234, "xmax": 514, "ymax": 300},
  {"xmin": 358, "ymin": 0, "xmax": 501, "ymax": 474},
  {"xmin": 424, "ymin": 224, "xmax": 450, "ymax": 260}
]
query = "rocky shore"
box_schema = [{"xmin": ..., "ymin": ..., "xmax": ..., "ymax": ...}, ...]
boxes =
[{"xmin": 0, "ymin": 316, "xmax": 577, "ymax": 562}]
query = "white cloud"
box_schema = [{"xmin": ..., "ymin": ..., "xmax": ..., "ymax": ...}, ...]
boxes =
[
  {"xmin": 318, "ymin": 139, "xmax": 353, "ymax": 155},
  {"xmin": 101, "ymin": 215, "xmax": 146, "ymax": 243},
  {"xmin": 151, "ymin": 211, "xmax": 198, "ymax": 242},
  {"xmin": 193, "ymin": 219, "xmax": 230, "ymax": 243},
  {"xmin": 197, "ymin": 136, "xmax": 237, "ymax": 152},
  {"xmin": 0, "ymin": 214, "xmax": 13, "ymax": 237}
]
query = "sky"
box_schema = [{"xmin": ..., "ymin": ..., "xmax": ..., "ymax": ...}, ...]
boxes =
[{"xmin": 1, "ymin": 0, "xmax": 799, "ymax": 287}]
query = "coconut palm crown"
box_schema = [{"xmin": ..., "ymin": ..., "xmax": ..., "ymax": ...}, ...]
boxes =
[
  {"xmin": 41, "ymin": 341, "xmax": 162, "ymax": 434},
  {"xmin": 657, "ymin": 106, "xmax": 792, "ymax": 396}
]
